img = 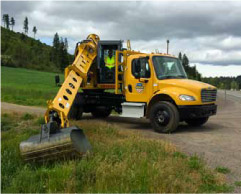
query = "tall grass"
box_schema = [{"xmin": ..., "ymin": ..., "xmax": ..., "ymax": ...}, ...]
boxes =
[
  {"xmin": 1, "ymin": 66, "xmax": 64, "ymax": 106},
  {"xmin": 1, "ymin": 113, "xmax": 233, "ymax": 193}
]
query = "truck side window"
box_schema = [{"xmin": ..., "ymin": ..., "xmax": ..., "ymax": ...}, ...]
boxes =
[
  {"xmin": 132, "ymin": 58, "xmax": 150, "ymax": 79},
  {"xmin": 132, "ymin": 59, "xmax": 140, "ymax": 78},
  {"xmin": 140, "ymin": 58, "xmax": 150, "ymax": 78}
]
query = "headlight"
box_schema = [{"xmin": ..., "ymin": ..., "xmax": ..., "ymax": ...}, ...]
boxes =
[{"xmin": 179, "ymin": 94, "xmax": 195, "ymax": 101}]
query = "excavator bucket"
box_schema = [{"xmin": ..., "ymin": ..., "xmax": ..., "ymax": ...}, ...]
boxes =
[{"xmin": 19, "ymin": 127, "xmax": 91, "ymax": 162}]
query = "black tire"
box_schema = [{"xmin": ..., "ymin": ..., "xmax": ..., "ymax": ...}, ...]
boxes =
[
  {"xmin": 68, "ymin": 106, "xmax": 83, "ymax": 120},
  {"xmin": 68, "ymin": 93, "xmax": 84, "ymax": 120},
  {"xmin": 150, "ymin": 101, "xmax": 179, "ymax": 133},
  {"xmin": 185, "ymin": 117, "xmax": 209, "ymax": 127},
  {"xmin": 91, "ymin": 106, "xmax": 112, "ymax": 118}
]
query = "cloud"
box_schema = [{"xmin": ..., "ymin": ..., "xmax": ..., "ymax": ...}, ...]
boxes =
[{"xmin": 2, "ymin": 1, "xmax": 241, "ymax": 76}]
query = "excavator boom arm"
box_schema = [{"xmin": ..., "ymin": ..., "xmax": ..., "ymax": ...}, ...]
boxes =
[
  {"xmin": 45, "ymin": 34, "xmax": 100, "ymax": 128},
  {"xmin": 19, "ymin": 34, "xmax": 100, "ymax": 162}
]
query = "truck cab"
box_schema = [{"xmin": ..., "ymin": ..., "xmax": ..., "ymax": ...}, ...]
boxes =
[{"xmin": 120, "ymin": 53, "xmax": 217, "ymax": 132}]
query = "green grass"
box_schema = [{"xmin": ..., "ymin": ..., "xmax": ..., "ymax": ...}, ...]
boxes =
[
  {"xmin": 1, "ymin": 112, "xmax": 233, "ymax": 193},
  {"xmin": 215, "ymin": 166, "xmax": 231, "ymax": 174},
  {"xmin": 21, "ymin": 113, "xmax": 35, "ymax": 120},
  {"xmin": 1, "ymin": 66, "xmax": 64, "ymax": 106},
  {"xmin": 235, "ymin": 181, "xmax": 241, "ymax": 187}
]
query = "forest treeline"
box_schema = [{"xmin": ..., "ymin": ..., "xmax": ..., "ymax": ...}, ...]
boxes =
[
  {"xmin": 177, "ymin": 53, "xmax": 241, "ymax": 90},
  {"xmin": 202, "ymin": 76, "xmax": 241, "ymax": 90},
  {"xmin": 1, "ymin": 14, "xmax": 73, "ymax": 72},
  {"xmin": 1, "ymin": 27, "xmax": 73, "ymax": 72}
]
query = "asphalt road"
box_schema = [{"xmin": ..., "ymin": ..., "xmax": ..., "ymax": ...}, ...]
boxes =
[{"xmin": 1, "ymin": 90, "xmax": 241, "ymax": 191}]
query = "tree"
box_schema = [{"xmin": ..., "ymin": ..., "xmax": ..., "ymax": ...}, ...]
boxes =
[
  {"xmin": 53, "ymin": 33, "xmax": 60, "ymax": 50},
  {"xmin": 59, "ymin": 37, "xmax": 69, "ymax": 71},
  {"xmin": 51, "ymin": 33, "xmax": 70, "ymax": 71},
  {"xmin": 231, "ymin": 80, "xmax": 239, "ymax": 90},
  {"xmin": 10, "ymin": 17, "xmax": 15, "ymax": 31},
  {"xmin": 182, "ymin": 54, "xmax": 189, "ymax": 70},
  {"xmin": 64, "ymin": 38, "xmax": 68, "ymax": 51},
  {"xmin": 2, "ymin": 14, "xmax": 7, "ymax": 28},
  {"xmin": 32, "ymin": 26, "xmax": 37, "ymax": 39},
  {"xmin": 236, "ymin": 75, "xmax": 241, "ymax": 89},
  {"xmin": 2, "ymin": 14, "xmax": 10, "ymax": 29},
  {"xmin": 52, "ymin": 33, "xmax": 60, "ymax": 66},
  {"xmin": 23, "ymin": 17, "xmax": 28, "ymax": 34},
  {"xmin": 178, "ymin": 52, "xmax": 182, "ymax": 61}
]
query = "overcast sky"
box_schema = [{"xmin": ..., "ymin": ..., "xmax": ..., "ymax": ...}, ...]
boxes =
[{"xmin": 2, "ymin": 1, "xmax": 241, "ymax": 77}]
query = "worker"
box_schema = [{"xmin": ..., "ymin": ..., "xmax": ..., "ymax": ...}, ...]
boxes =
[
  {"xmin": 105, "ymin": 49, "xmax": 115, "ymax": 69},
  {"xmin": 104, "ymin": 49, "xmax": 115, "ymax": 82}
]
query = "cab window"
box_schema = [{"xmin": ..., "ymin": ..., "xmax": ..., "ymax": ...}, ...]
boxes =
[{"xmin": 132, "ymin": 58, "xmax": 150, "ymax": 79}]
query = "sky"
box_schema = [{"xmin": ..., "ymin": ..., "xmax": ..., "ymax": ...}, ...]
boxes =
[{"xmin": 1, "ymin": 1, "xmax": 241, "ymax": 77}]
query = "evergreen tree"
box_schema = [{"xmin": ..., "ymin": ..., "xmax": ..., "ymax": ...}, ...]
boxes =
[
  {"xmin": 179, "ymin": 53, "xmax": 202, "ymax": 80},
  {"xmin": 52, "ymin": 33, "xmax": 60, "ymax": 67},
  {"xmin": 64, "ymin": 38, "xmax": 68, "ymax": 51},
  {"xmin": 59, "ymin": 37, "xmax": 69, "ymax": 71},
  {"xmin": 182, "ymin": 54, "xmax": 189, "ymax": 70},
  {"xmin": 23, "ymin": 17, "xmax": 28, "ymax": 34},
  {"xmin": 53, "ymin": 33, "xmax": 60, "ymax": 50},
  {"xmin": 10, "ymin": 17, "xmax": 15, "ymax": 31},
  {"xmin": 2, "ymin": 14, "xmax": 10, "ymax": 29},
  {"xmin": 178, "ymin": 52, "xmax": 182, "ymax": 61},
  {"xmin": 2, "ymin": 14, "xmax": 7, "ymax": 28},
  {"xmin": 6, "ymin": 14, "xmax": 10, "ymax": 29},
  {"xmin": 32, "ymin": 26, "xmax": 37, "ymax": 39}
]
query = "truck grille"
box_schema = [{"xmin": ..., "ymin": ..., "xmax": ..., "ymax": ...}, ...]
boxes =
[{"xmin": 201, "ymin": 89, "xmax": 217, "ymax": 102}]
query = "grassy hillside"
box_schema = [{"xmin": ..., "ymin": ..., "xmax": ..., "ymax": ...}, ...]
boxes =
[
  {"xmin": 1, "ymin": 112, "xmax": 233, "ymax": 193},
  {"xmin": 1, "ymin": 27, "xmax": 73, "ymax": 72},
  {"xmin": 1, "ymin": 66, "xmax": 64, "ymax": 106}
]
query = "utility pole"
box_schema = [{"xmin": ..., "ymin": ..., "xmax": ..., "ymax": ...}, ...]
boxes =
[{"xmin": 166, "ymin": 39, "xmax": 169, "ymax": 54}]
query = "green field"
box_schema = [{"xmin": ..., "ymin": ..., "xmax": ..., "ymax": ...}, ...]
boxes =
[
  {"xmin": 1, "ymin": 66, "xmax": 64, "ymax": 106},
  {"xmin": 1, "ymin": 112, "xmax": 233, "ymax": 193}
]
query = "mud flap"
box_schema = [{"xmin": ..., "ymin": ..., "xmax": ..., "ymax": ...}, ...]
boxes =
[{"xmin": 19, "ymin": 126, "xmax": 91, "ymax": 162}]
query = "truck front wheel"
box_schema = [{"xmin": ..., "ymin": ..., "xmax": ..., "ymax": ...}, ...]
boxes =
[
  {"xmin": 185, "ymin": 117, "xmax": 209, "ymax": 126},
  {"xmin": 150, "ymin": 101, "xmax": 179, "ymax": 133}
]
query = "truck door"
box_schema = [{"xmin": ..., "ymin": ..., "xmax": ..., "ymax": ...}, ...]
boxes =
[{"xmin": 125, "ymin": 57, "xmax": 153, "ymax": 102}]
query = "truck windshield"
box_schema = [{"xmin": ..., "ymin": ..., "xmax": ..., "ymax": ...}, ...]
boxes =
[{"xmin": 152, "ymin": 56, "xmax": 187, "ymax": 80}]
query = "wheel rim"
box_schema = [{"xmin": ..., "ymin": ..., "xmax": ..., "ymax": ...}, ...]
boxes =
[{"xmin": 155, "ymin": 109, "xmax": 170, "ymax": 126}]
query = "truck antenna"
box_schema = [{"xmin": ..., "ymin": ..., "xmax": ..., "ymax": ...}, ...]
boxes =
[{"xmin": 167, "ymin": 39, "xmax": 169, "ymax": 54}]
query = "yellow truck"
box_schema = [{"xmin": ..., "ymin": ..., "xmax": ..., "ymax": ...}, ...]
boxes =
[{"xmin": 20, "ymin": 34, "xmax": 217, "ymax": 161}]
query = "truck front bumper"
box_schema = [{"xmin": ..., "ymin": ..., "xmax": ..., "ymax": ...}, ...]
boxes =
[{"xmin": 178, "ymin": 104, "xmax": 217, "ymax": 120}]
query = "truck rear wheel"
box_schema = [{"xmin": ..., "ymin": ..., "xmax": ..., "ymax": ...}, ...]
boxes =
[
  {"xmin": 150, "ymin": 101, "xmax": 179, "ymax": 133},
  {"xmin": 68, "ymin": 106, "xmax": 83, "ymax": 120},
  {"xmin": 91, "ymin": 106, "xmax": 112, "ymax": 118},
  {"xmin": 68, "ymin": 93, "xmax": 84, "ymax": 120},
  {"xmin": 185, "ymin": 117, "xmax": 209, "ymax": 126}
]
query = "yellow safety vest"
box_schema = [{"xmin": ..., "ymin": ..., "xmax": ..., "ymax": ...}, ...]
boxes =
[{"xmin": 105, "ymin": 56, "xmax": 115, "ymax": 69}]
